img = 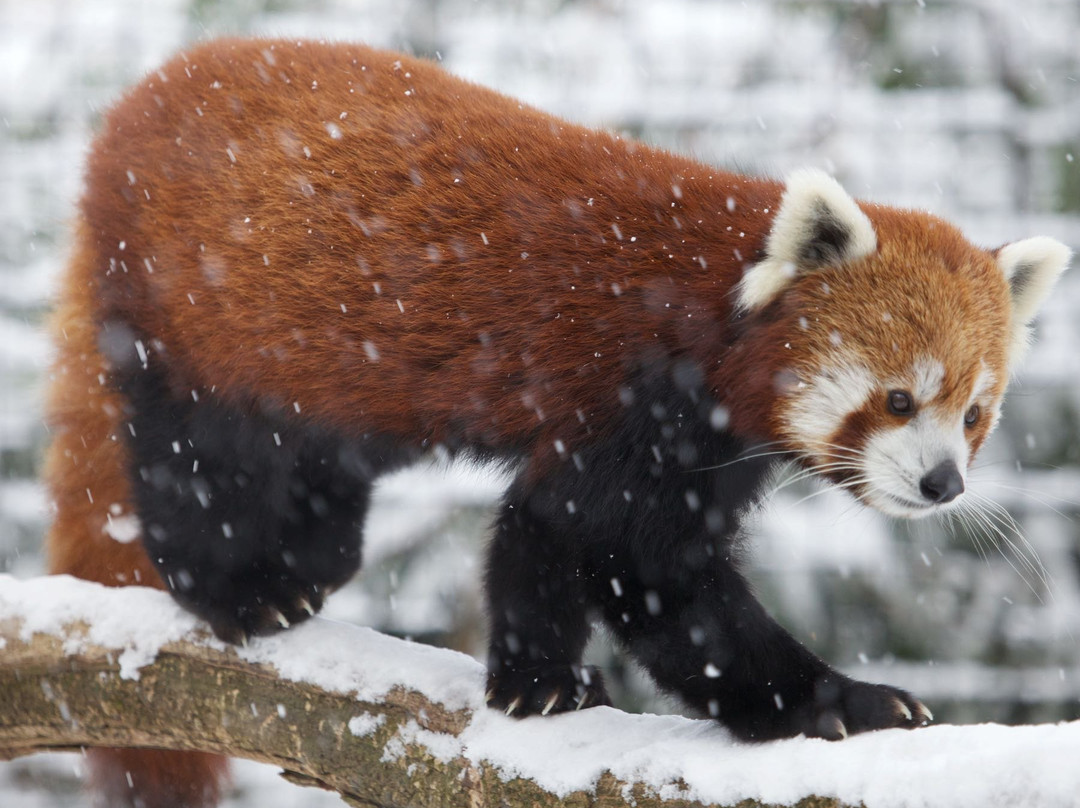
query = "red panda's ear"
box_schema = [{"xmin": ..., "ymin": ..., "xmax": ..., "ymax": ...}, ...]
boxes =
[
  {"xmin": 995, "ymin": 236, "xmax": 1072, "ymax": 364},
  {"xmin": 735, "ymin": 168, "xmax": 877, "ymax": 312}
]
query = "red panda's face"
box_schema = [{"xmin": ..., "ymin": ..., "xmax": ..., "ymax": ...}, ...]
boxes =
[
  {"xmin": 735, "ymin": 169, "xmax": 1070, "ymax": 519},
  {"xmin": 773, "ymin": 241, "xmax": 1010, "ymax": 519}
]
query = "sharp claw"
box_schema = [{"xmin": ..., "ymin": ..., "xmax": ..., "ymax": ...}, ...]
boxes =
[
  {"xmin": 817, "ymin": 713, "xmax": 848, "ymax": 741},
  {"xmin": 575, "ymin": 690, "xmax": 591, "ymax": 711},
  {"xmin": 920, "ymin": 703, "xmax": 934, "ymax": 723},
  {"xmin": 897, "ymin": 700, "xmax": 913, "ymax": 722},
  {"xmin": 484, "ymin": 688, "xmax": 496, "ymax": 705},
  {"xmin": 298, "ymin": 597, "xmax": 315, "ymax": 616},
  {"xmin": 505, "ymin": 696, "xmax": 522, "ymax": 716},
  {"xmin": 541, "ymin": 692, "xmax": 560, "ymax": 716},
  {"xmin": 269, "ymin": 608, "xmax": 290, "ymax": 628}
]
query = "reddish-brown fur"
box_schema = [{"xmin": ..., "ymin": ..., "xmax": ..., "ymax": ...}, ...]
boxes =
[
  {"xmin": 67, "ymin": 39, "xmax": 792, "ymax": 462},
  {"xmin": 763, "ymin": 207, "xmax": 1011, "ymax": 463},
  {"xmin": 46, "ymin": 38, "xmax": 1021, "ymax": 805}
]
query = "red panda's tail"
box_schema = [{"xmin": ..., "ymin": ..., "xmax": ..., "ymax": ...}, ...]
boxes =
[
  {"xmin": 44, "ymin": 231, "xmax": 230, "ymax": 807},
  {"xmin": 86, "ymin": 748, "xmax": 228, "ymax": 808}
]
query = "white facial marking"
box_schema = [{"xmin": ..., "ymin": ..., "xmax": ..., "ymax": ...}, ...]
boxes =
[
  {"xmin": 784, "ymin": 355, "xmax": 1004, "ymax": 519},
  {"xmin": 782, "ymin": 361, "xmax": 875, "ymax": 454},
  {"xmin": 971, "ymin": 360, "xmax": 996, "ymax": 401},
  {"xmin": 863, "ymin": 410, "xmax": 969, "ymax": 518},
  {"xmin": 909, "ymin": 357, "xmax": 945, "ymax": 403},
  {"xmin": 969, "ymin": 359, "xmax": 1002, "ymax": 434}
]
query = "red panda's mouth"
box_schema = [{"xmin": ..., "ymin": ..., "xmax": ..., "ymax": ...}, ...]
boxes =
[
  {"xmin": 830, "ymin": 467, "xmax": 945, "ymax": 517},
  {"xmin": 805, "ymin": 448, "xmax": 959, "ymax": 518},
  {"xmin": 875, "ymin": 491, "xmax": 943, "ymax": 519},
  {"xmin": 886, "ymin": 493, "xmax": 934, "ymax": 510}
]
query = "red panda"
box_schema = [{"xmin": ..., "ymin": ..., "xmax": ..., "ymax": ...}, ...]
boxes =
[{"xmin": 45, "ymin": 37, "xmax": 1069, "ymax": 807}]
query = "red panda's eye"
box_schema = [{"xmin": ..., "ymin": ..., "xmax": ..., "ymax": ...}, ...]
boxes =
[
  {"xmin": 887, "ymin": 390, "xmax": 914, "ymax": 416},
  {"xmin": 964, "ymin": 404, "xmax": 980, "ymax": 428}
]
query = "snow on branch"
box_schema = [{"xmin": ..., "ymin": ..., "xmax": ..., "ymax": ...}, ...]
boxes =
[{"xmin": 1, "ymin": 576, "xmax": 1078, "ymax": 808}]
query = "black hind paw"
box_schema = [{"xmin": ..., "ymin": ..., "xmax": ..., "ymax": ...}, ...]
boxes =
[
  {"xmin": 170, "ymin": 568, "xmax": 328, "ymax": 644},
  {"xmin": 485, "ymin": 664, "xmax": 611, "ymax": 717}
]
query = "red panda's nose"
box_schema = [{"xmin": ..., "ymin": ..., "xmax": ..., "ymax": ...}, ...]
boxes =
[{"xmin": 919, "ymin": 460, "xmax": 965, "ymax": 504}]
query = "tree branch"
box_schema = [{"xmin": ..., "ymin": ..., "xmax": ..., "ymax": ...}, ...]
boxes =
[
  {"xmin": 0, "ymin": 576, "xmax": 852, "ymax": 808},
  {"xmin": 1, "ymin": 626, "xmax": 466, "ymax": 807},
  {"xmin": 3, "ymin": 576, "xmax": 1078, "ymax": 808}
]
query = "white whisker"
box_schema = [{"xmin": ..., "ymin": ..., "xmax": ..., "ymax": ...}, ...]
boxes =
[
  {"xmin": 965, "ymin": 492, "xmax": 1052, "ymax": 593},
  {"xmin": 688, "ymin": 441, "xmax": 792, "ymax": 472},
  {"xmin": 973, "ymin": 479, "xmax": 1078, "ymax": 517},
  {"xmin": 952, "ymin": 493, "xmax": 1051, "ymax": 600}
]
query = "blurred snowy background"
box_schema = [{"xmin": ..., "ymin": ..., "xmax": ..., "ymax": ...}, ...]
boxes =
[{"xmin": 2, "ymin": 0, "xmax": 1079, "ymax": 804}]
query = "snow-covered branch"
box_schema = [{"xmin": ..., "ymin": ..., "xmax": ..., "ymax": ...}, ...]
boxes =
[
  {"xmin": 0, "ymin": 575, "xmax": 777, "ymax": 808},
  {"xmin": 1, "ymin": 576, "xmax": 1078, "ymax": 808}
]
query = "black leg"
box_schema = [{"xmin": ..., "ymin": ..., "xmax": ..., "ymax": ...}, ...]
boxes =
[
  {"xmin": 524, "ymin": 361, "xmax": 931, "ymax": 740},
  {"xmin": 483, "ymin": 481, "xmax": 611, "ymax": 716},
  {"xmin": 584, "ymin": 542, "xmax": 927, "ymax": 740},
  {"xmin": 109, "ymin": 335, "xmax": 387, "ymax": 643}
]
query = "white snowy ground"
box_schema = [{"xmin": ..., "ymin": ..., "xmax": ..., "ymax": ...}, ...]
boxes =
[{"xmin": 2, "ymin": 575, "xmax": 1079, "ymax": 808}]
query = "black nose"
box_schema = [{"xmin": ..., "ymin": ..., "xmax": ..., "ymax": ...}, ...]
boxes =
[{"xmin": 919, "ymin": 460, "xmax": 965, "ymax": 504}]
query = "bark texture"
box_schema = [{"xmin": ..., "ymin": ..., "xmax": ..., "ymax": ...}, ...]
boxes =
[{"xmin": 0, "ymin": 604, "xmax": 852, "ymax": 808}]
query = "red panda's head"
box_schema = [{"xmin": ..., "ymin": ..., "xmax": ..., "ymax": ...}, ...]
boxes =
[{"xmin": 736, "ymin": 169, "xmax": 1071, "ymax": 518}]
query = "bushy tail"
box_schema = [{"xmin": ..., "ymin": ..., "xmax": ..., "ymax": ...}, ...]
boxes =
[{"xmin": 86, "ymin": 748, "xmax": 227, "ymax": 808}]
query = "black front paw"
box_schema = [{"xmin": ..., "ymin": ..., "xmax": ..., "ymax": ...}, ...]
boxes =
[
  {"xmin": 168, "ymin": 564, "xmax": 327, "ymax": 644},
  {"xmin": 486, "ymin": 664, "xmax": 611, "ymax": 717},
  {"xmin": 725, "ymin": 674, "xmax": 932, "ymax": 742},
  {"xmin": 801, "ymin": 675, "xmax": 933, "ymax": 740}
]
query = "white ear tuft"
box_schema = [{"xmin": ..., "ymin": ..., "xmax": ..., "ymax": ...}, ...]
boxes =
[
  {"xmin": 736, "ymin": 168, "xmax": 877, "ymax": 312},
  {"xmin": 996, "ymin": 236, "xmax": 1071, "ymax": 363}
]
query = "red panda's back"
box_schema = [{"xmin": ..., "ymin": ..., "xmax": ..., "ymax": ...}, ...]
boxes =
[{"xmin": 77, "ymin": 38, "xmax": 771, "ymax": 450}]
